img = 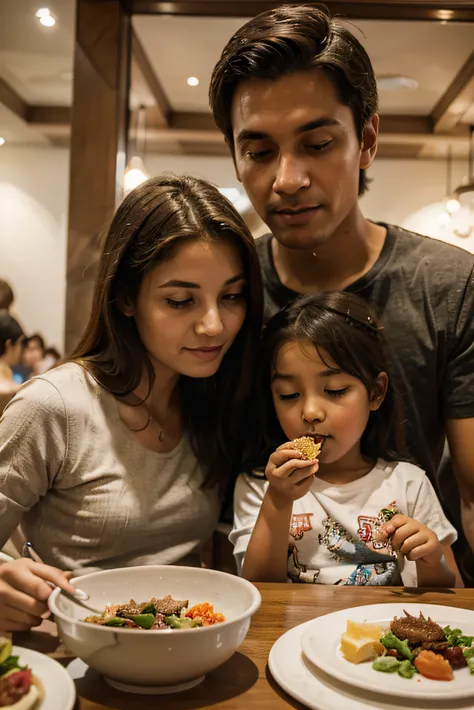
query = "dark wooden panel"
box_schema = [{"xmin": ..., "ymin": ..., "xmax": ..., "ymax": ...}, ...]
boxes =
[
  {"xmin": 0, "ymin": 78, "xmax": 27, "ymax": 121},
  {"xmin": 131, "ymin": 28, "xmax": 171, "ymax": 126},
  {"xmin": 121, "ymin": 1, "xmax": 474, "ymax": 22},
  {"xmin": 65, "ymin": 0, "xmax": 131, "ymax": 354},
  {"xmin": 432, "ymin": 51, "xmax": 474, "ymax": 133}
]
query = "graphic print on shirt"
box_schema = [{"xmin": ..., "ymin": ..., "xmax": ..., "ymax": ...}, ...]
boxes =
[
  {"xmin": 287, "ymin": 502, "xmax": 403, "ymax": 585},
  {"xmin": 290, "ymin": 513, "xmax": 314, "ymax": 540}
]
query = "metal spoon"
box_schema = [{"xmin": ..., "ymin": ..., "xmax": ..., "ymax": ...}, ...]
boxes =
[{"xmin": 21, "ymin": 542, "xmax": 102, "ymax": 616}]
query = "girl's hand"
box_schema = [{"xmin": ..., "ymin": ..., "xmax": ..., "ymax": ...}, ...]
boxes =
[
  {"xmin": 265, "ymin": 442, "xmax": 319, "ymax": 507},
  {"xmin": 377, "ymin": 514, "xmax": 442, "ymax": 566},
  {"xmin": 0, "ymin": 558, "xmax": 76, "ymax": 632}
]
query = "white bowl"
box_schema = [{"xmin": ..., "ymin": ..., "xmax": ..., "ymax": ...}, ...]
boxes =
[{"xmin": 48, "ymin": 565, "xmax": 261, "ymax": 694}]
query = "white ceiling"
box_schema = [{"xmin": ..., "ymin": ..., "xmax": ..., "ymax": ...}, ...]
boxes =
[
  {"xmin": 0, "ymin": 0, "xmax": 472, "ymax": 152},
  {"xmin": 0, "ymin": 0, "xmax": 75, "ymax": 106},
  {"xmin": 133, "ymin": 15, "xmax": 474, "ymax": 115}
]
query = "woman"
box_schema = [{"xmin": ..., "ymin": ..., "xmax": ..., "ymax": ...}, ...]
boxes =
[
  {"xmin": 0, "ymin": 312, "xmax": 24, "ymax": 411},
  {"xmin": 0, "ymin": 175, "xmax": 263, "ymax": 632}
]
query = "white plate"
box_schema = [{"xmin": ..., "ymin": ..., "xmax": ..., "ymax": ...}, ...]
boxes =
[
  {"xmin": 11, "ymin": 646, "xmax": 76, "ymax": 710},
  {"xmin": 269, "ymin": 619, "xmax": 474, "ymax": 710},
  {"xmin": 301, "ymin": 603, "xmax": 474, "ymax": 701}
]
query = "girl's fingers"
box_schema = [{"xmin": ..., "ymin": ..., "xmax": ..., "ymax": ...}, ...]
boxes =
[
  {"xmin": 289, "ymin": 464, "xmax": 318, "ymax": 483},
  {"xmin": 274, "ymin": 458, "xmax": 317, "ymax": 479},
  {"xmin": 390, "ymin": 523, "xmax": 420, "ymax": 551},
  {"xmin": 270, "ymin": 448, "xmax": 302, "ymax": 467},
  {"xmin": 3, "ymin": 587, "xmax": 49, "ymax": 618},
  {"xmin": 399, "ymin": 532, "xmax": 428, "ymax": 557}
]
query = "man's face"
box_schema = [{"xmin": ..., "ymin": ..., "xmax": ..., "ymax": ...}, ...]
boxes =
[{"xmin": 231, "ymin": 68, "xmax": 377, "ymax": 250}]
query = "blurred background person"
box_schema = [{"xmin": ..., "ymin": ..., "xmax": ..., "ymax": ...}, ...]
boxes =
[
  {"xmin": 0, "ymin": 312, "xmax": 24, "ymax": 411},
  {"xmin": 0, "ymin": 280, "xmax": 14, "ymax": 313},
  {"xmin": 12, "ymin": 333, "xmax": 45, "ymax": 383}
]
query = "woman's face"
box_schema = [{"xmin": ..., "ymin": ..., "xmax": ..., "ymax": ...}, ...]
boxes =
[
  {"xmin": 125, "ymin": 238, "xmax": 247, "ymax": 379},
  {"xmin": 22, "ymin": 340, "xmax": 43, "ymax": 368}
]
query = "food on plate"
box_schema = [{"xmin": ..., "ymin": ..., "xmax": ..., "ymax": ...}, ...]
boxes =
[
  {"xmin": 390, "ymin": 611, "xmax": 445, "ymax": 644},
  {"xmin": 340, "ymin": 620, "xmax": 384, "ymax": 664},
  {"xmin": 84, "ymin": 594, "xmax": 225, "ymax": 630},
  {"xmin": 0, "ymin": 638, "xmax": 43, "ymax": 709},
  {"xmin": 340, "ymin": 611, "xmax": 474, "ymax": 682},
  {"xmin": 293, "ymin": 436, "xmax": 322, "ymax": 461},
  {"xmin": 414, "ymin": 650, "xmax": 454, "ymax": 681}
]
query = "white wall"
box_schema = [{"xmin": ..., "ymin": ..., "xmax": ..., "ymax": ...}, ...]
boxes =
[
  {"xmin": 0, "ymin": 147, "xmax": 468, "ymax": 350},
  {"xmin": 0, "ymin": 145, "xmax": 69, "ymax": 350}
]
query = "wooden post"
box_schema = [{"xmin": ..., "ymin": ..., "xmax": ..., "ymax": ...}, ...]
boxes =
[{"xmin": 65, "ymin": 0, "xmax": 131, "ymax": 354}]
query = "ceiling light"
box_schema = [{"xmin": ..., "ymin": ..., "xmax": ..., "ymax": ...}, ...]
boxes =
[
  {"xmin": 36, "ymin": 8, "xmax": 56, "ymax": 27},
  {"xmin": 446, "ymin": 197, "xmax": 461, "ymax": 215},
  {"xmin": 377, "ymin": 75, "xmax": 419, "ymax": 92},
  {"xmin": 187, "ymin": 77, "xmax": 199, "ymax": 87},
  {"xmin": 0, "ymin": 138, "xmax": 5, "ymax": 146}
]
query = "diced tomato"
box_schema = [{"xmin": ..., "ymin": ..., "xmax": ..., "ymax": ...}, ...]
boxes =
[{"xmin": 414, "ymin": 650, "xmax": 454, "ymax": 681}]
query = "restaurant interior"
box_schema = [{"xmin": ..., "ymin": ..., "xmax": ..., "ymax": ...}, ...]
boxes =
[{"xmin": 0, "ymin": 1, "xmax": 474, "ymax": 709}]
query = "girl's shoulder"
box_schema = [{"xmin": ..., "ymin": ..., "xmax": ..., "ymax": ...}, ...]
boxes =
[{"xmin": 376, "ymin": 458, "xmax": 427, "ymax": 490}]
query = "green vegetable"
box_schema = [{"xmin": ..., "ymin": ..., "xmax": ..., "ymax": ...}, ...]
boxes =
[
  {"xmin": 104, "ymin": 616, "xmax": 127, "ymax": 627},
  {"xmin": 0, "ymin": 639, "xmax": 12, "ymax": 665},
  {"xmin": 397, "ymin": 660, "xmax": 417, "ymax": 679},
  {"xmin": 165, "ymin": 614, "xmax": 182, "ymax": 629},
  {"xmin": 380, "ymin": 631, "xmax": 413, "ymax": 660},
  {"xmin": 140, "ymin": 603, "xmax": 156, "ymax": 615},
  {"xmin": 0, "ymin": 655, "xmax": 25, "ymax": 677},
  {"xmin": 463, "ymin": 647, "xmax": 474, "ymax": 674},
  {"xmin": 372, "ymin": 656, "xmax": 400, "ymax": 673},
  {"xmin": 128, "ymin": 614, "xmax": 155, "ymax": 630},
  {"xmin": 443, "ymin": 626, "xmax": 473, "ymax": 647}
]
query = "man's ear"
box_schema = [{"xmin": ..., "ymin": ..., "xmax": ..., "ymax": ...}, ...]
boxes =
[
  {"xmin": 360, "ymin": 114, "xmax": 379, "ymax": 171},
  {"xmin": 370, "ymin": 371, "xmax": 388, "ymax": 411}
]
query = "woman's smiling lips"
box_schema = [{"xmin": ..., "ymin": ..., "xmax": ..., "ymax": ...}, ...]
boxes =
[{"xmin": 184, "ymin": 345, "xmax": 224, "ymax": 361}]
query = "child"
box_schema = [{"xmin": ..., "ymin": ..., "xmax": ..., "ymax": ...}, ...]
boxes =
[{"xmin": 230, "ymin": 292, "xmax": 460, "ymax": 587}]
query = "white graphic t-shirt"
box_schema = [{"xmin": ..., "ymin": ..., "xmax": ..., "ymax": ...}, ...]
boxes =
[{"xmin": 230, "ymin": 460, "xmax": 457, "ymax": 586}]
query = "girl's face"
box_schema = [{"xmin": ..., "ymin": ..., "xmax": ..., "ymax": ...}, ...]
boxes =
[
  {"xmin": 123, "ymin": 238, "xmax": 247, "ymax": 379},
  {"xmin": 271, "ymin": 339, "xmax": 385, "ymax": 465}
]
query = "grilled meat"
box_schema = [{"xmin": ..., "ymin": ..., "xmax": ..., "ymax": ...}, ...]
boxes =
[{"xmin": 390, "ymin": 611, "xmax": 445, "ymax": 644}]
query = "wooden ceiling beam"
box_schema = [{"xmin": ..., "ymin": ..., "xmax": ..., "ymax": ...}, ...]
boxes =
[
  {"xmin": 431, "ymin": 51, "xmax": 474, "ymax": 133},
  {"xmin": 131, "ymin": 28, "xmax": 171, "ymax": 127},
  {"xmin": 0, "ymin": 78, "xmax": 27, "ymax": 121},
  {"xmin": 120, "ymin": 1, "xmax": 474, "ymax": 22}
]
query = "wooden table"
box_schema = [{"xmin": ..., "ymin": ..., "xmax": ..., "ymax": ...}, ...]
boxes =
[{"xmin": 14, "ymin": 585, "xmax": 474, "ymax": 709}]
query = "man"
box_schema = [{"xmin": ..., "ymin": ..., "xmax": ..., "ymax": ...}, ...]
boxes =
[{"xmin": 210, "ymin": 4, "xmax": 474, "ymax": 582}]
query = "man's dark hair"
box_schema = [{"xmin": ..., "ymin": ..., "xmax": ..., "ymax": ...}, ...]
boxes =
[
  {"xmin": 0, "ymin": 279, "xmax": 14, "ymax": 310},
  {"xmin": 210, "ymin": 4, "xmax": 378, "ymax": 196}
]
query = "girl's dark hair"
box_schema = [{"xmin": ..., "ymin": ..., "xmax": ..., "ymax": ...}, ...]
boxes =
[
  {"xmin": 0, "ymin": 312, "xmax": 24, "ymax": 356},
  {"xmin": 245, "ymin": 292, "xmax": 408, "ymax": 470},
  {"xmin": 70, "ymin": 174, "xmax": 263, "ymax": 489},
  {"xmin": 209, "ymin": 4, "xmax": 378, "ymax": 197}
]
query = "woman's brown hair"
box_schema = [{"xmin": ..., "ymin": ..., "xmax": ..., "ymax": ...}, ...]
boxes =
[
  {"xmin": 70, "ymin": 174, "xmax": 263, "ymax": 488},
  {"xmin": 209, "ymin": 4, "xmax": 378, "ymax": 196}
]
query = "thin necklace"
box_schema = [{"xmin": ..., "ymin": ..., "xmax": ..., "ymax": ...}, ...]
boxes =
[{"xmin": 128, "ymin": 411, "xmax": 163, "ymax": 441}]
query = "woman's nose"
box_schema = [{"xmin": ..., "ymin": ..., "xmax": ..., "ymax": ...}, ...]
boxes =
[{"xmin": 194, "ymin": 306, "xmax": 224, "ymax": 337}]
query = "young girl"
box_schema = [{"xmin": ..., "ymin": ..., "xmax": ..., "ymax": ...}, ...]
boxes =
[
  {"xmin": 0, "ymin": 174, "xmax": 263, "ymax": 631},
  {"xmin": 230, "ymin": 292, "xmax": 459, "ymax": 588}
]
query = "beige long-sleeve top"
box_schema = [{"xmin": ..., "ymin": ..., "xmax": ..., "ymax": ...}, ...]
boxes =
[{"xmin": 0, "ymin": 363, "xmax": 220, "ymax": 573}]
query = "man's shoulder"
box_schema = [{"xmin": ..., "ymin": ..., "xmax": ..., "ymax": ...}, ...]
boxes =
[{"xmin": 387, "ymin": 224, "xmax": 474, "ymax": 275}]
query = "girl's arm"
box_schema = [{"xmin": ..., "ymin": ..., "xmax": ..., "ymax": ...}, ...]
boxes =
[
  {"xmin": 232, "ymin": 443, "xmax": 318, "ymax": 583},
  {"xmin": 378, "ymin": 515, "xmax": 456, "ymax": 587},
  {"xmin": 242, "ymin": 488, "xmax": 293, "ymax": 582}
]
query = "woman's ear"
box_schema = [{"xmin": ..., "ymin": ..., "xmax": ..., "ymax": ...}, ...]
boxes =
[
  {"xmin": 116, "ymin": 294, "xmax": 135, "ymax": 318},
  {"xmin": 370, "ymin": 371, "xmax": 388, "ymax": 411}
]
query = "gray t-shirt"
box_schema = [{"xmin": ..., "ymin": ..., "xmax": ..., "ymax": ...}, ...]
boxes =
[
  {"xmin": 0, "ymin": 363, "xmax": 220, "ymax": 573},
  {"xmin": 256, "ymin": 224, "xmax": 474, "ymax": 580}
]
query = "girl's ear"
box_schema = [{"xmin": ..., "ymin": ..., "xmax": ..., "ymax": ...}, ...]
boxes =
[{"xmin": 370, "ymin": 371, "xmax": 388, "ymax": 411}]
